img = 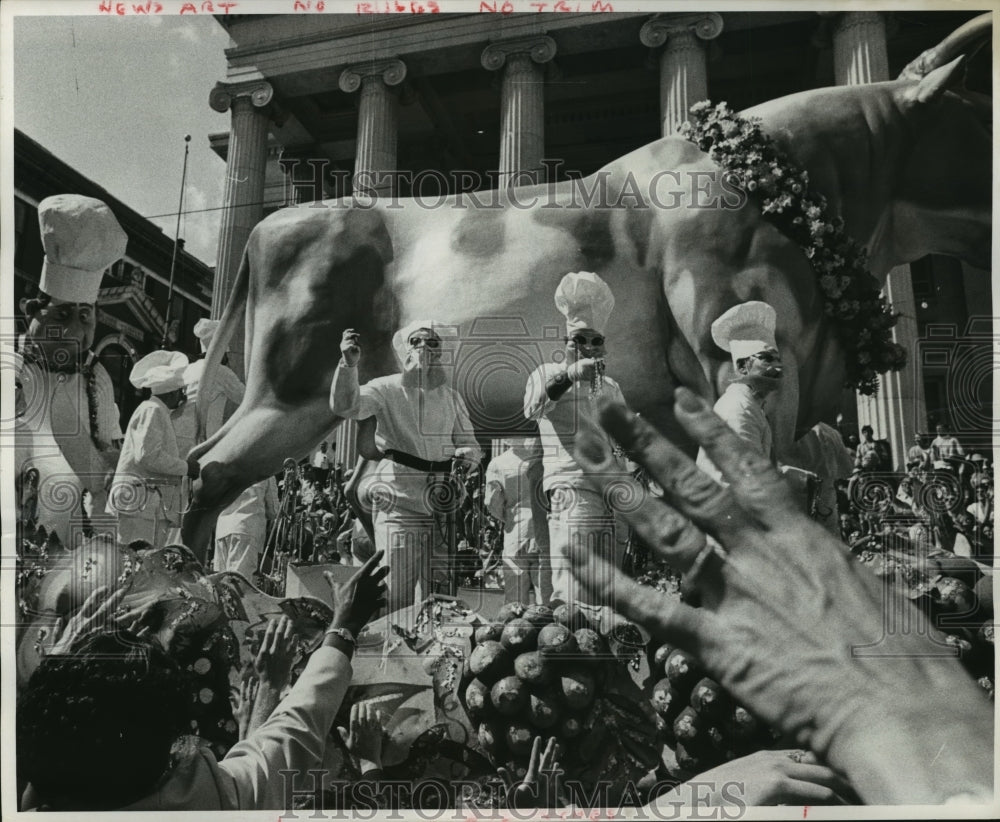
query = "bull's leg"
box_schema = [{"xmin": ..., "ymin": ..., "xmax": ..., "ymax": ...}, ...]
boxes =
[{"xmin": 182, "ymin": 400, "xmax": 340, "ymax": 565}]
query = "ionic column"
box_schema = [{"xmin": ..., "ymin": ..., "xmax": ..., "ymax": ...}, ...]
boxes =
[
  {"xmin": 640, "ymin": 13, "xmax": 723, "ymax": 136},
  {"xmin": 334, "ymin": 60, "xmax": 405, "ymax": 465},
  {"xmin": 339, "ymin": 59, "xmax": 407, "ymax": 198},
  {"xmin": 832, "ymin": 12, "xmax": 889, "ymax": 86},
  {"xmin": 832, "ymin": 12, "xmax": 924, "ymax": 470},
  {"xmin": 209, "ymin": 79, "xmax": 274, "ymax": 380},
  {"xmin": 481, "ymin": 37, "xmax": 557, "ymax": 187}
]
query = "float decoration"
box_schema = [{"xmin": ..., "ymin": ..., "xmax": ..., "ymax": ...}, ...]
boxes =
[{"xmin": 682, "ymin": 101, "xmax": 907, "ymax": 395}]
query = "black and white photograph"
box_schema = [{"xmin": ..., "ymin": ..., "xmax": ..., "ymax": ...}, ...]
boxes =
[{"xmin": 1, "ymin": 0, "xmax": 996, "ymax": 816}]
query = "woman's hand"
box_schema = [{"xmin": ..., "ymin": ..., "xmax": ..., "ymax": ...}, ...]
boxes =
[{"xmin": 571, "ymin": 388, "xmax": 993, "ymax": 805}]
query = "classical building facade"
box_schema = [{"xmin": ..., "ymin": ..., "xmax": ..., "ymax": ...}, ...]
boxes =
[
  {"xmin": 208, "ymin": 10, "xmax": 991, "ymax": 466},
  {"xmin": 14, "ymin": 128, "xmax": 215, "ymax": 427}
]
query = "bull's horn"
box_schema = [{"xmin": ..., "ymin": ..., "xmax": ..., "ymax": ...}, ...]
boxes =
[{"xmin": 898, "ymin": 12, "xmax": 992, "ymax": 80}]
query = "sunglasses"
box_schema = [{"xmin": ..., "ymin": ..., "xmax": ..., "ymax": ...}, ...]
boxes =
[
  {"xmin": 568, "ymin": 334, "xmax": 606, "ymax": 347},
  {"xmin": 751, "ymin": 351, "xmax": 781, "ymax": 363},
  {"xmin": 408, "ymin": 336, "xmax": 441, "ymax": 349}
]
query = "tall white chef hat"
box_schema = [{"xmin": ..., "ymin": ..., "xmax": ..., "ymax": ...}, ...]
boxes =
[
  {"xmin": 554, "ymin": 271, "xmax": 615, "ymax": 334},
  {"xmin": 391, "ymin": 319, "xmax": 446, "ymax": 367},
  {"xmin": 130, "ymin": 350, "xmax": 189, "ymax": 394},
  {"xmin": 711, "ymin": 301, "xmax": 778, "ymax": 365},
  {"xmin": 38, "ymin": 195, "xmax": 128, "ymax": 305},
  {"xmin": 193, "ymin": 318, "xmax": 220, "ymax": 353}
]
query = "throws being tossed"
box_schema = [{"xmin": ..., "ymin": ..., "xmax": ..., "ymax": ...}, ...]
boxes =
[
  {"xmin": 329, "ymin": 321, "xmax": 482, "ymax": 625},
  {"xmin": 524, "ymin": 271, "xmax": 631, "ymax": 608},
  {"xmin": 571, "ymin": 389, "xmax": 992, "ymax": 805}
]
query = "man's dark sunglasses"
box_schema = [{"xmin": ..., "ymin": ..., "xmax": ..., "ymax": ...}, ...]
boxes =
[
  {"xmin": 751, "ymin": 351, "xmax": 781, "ymax": 363},
  {"xmin": 568, "ymin": 334, "xmax": 605, "ymax": 347},
  {"xmin": 408, "ymin": 336, "xmax": 441, "ymax": 349}
]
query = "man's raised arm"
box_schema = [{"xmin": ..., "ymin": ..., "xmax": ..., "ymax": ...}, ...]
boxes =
[{"xmin": 330, "ymin": 329, "xmax": 362, "ymax": 418}]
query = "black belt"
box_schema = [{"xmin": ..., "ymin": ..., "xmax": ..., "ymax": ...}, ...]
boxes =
[{"xmin": 384, "ymin": 449, "xmax": 452, "ymax": 473}]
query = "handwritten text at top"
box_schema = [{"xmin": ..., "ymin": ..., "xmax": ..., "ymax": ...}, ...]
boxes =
[
  {"xmin": 96, "ymin": 0, "xmax": 615, "ymax": 15},
  {"xmin": 98, "ymin": 1, "xmax": 238, "ymax": 13}
]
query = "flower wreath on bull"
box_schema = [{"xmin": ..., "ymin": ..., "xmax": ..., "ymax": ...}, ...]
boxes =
[{"xmin": 681, "ymin": 102, "xmax": 907, "ymax": 396}]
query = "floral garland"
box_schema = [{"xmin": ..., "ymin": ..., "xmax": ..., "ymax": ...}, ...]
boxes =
[{"xmin": 680, "ymin": 101, "xmax": 907, "ymax": 395}]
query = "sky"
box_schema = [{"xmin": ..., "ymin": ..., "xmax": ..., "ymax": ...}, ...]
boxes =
[{"xmin": 13, "ymin": 12, "xmax": 232, "ymax": 265}]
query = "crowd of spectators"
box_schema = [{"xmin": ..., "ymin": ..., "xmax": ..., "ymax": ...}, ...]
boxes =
[
  {"xmin": 836, "ymin": 426, "xmax": 993, "ymax": 564},
  {"xmin": 14, "ymin": 408, "xmax": 995, "ymax": 812}
]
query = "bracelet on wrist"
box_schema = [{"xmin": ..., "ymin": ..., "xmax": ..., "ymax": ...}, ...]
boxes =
[
  {"xmin": 324, "ymin": 626, "xmax": 356, "ymax": 645},
  {"xmin": 339, "ymin": 359, "xmax": 358, "ymax": 369}
]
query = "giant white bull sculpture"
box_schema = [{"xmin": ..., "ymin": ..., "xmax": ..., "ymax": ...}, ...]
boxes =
[{"xmin": 184, "ymin": 16, "xmax": 991, "ymax": 560}]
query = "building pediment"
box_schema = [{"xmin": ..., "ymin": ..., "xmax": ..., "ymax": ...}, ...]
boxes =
[{"xmin": 98, "ymin": 284, "xmax": 164, "ymax": 338}]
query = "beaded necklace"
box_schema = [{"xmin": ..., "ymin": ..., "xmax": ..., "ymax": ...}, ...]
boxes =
[{"xmin": 20, "ymin": 347, "xmax": 105, "ymax": 451}]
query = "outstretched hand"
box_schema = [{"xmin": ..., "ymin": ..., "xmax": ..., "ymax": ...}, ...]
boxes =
[
  {"xmin": 326, "ymin": 550, "xmax": 389, "ymax": 636},
  {"xmin": 231, "ymin": 676, "xmax": 258, "ymax": 741},
  {"xmin": 253, "ymin": 615, "xmax": 298, "ymax": 689},
  {"xmin": 337, "ymin": 701, "xmax": 384, "ymax": 774},
  {"xmin": 571, "ymin": 388, "xmax": 992, "ymax": 805},
  {"xmin": 497, "ymin": 736, "xmax": 562, "ymax": 810},
  {"xmin": 654, "ymin": 750, "xmax": 857, "ymax": 809}
]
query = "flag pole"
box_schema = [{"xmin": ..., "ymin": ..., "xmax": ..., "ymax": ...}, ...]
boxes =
[{"xmin": 161, "ymin": 134, "xmax": 192, "ymax": 349}]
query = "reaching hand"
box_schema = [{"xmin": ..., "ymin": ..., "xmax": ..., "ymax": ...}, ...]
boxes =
[
  {"xmin": 340, "ymin": 329, "xmax": 361, "ymax": 367},
  {"xmin": 231, "ymin": 676, "xmax": 259, "ymax": 741},
  {"xmin": 653, "ymin": 750, "xmax": 856, "ymax": 809},
  {"xmin": 337, "ymin": 701, "xmax": 384, "ymax": 774},
  {"xmin": 113, "ymin": 587, "xmax": 183, "ymax": 638},
  {"xmin": 497, "ymin": 736, "xmax": 562, "ymax": 810},
  {"xmin": 49, "ymin": 586, "xmax": 125, "ymax": 655},
  {"xmin": 326, "ymin": 550, "xmax": 389, "ymax": 636},
  {"xmin": 252, "ymin": 615, "xmax": 297, "ymax": 689},
  {"xmin": 571, "ymin": 388, "xmax": 993, "ymax": 805}
]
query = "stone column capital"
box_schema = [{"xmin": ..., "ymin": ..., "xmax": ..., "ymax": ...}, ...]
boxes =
[
  {"xmin": 338, "ymin": 59, "xmax": 407, "ymax": 94},
  {"xmin": 209, "ymin": 79, "xmax": 274, "ymax": 114},
  {"xmin": 640, "ymin": 12, "xmax": 723, "ymax": 49},
  {"xmin": 481, "ymin": 36, "xmax": 557, "ymax": 72},
  {"xmin": 814, "ymin": 11, "xmax": 896, "ymax": 48},
  {"xmin": 823, "ymin": 10, "xmax": 886, "ymax": 32}
]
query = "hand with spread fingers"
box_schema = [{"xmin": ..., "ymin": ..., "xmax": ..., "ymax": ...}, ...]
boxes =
[
  {"xmin": 497, "ymin": 736, "xmax": 563, "ymax": 810},
  {"xmin": 337, "ymin": 701, "xmax": 384, "ymax": 776},
  {"xmin": 326, "ymin": 549, "xmax": 389, "ymax": 637},
  {"xmin": 231, "ymin": 676, "xmax": 259, "ymax": 741},
  {"xmin": 253, "ymin": 615, "xmax": 298, "ymax": 690},
  {"xmin": 571, "ymin": 388, "xmax": 993, "ymax": 805},
  {"xmin": 247, "ymin": 615, "xmax": 299, "ymax": 732}
]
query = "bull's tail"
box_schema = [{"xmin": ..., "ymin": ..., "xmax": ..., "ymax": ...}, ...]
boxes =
[{"xmin": 190, "ymin": 248, "xmax": 250, "ymax": 459}]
